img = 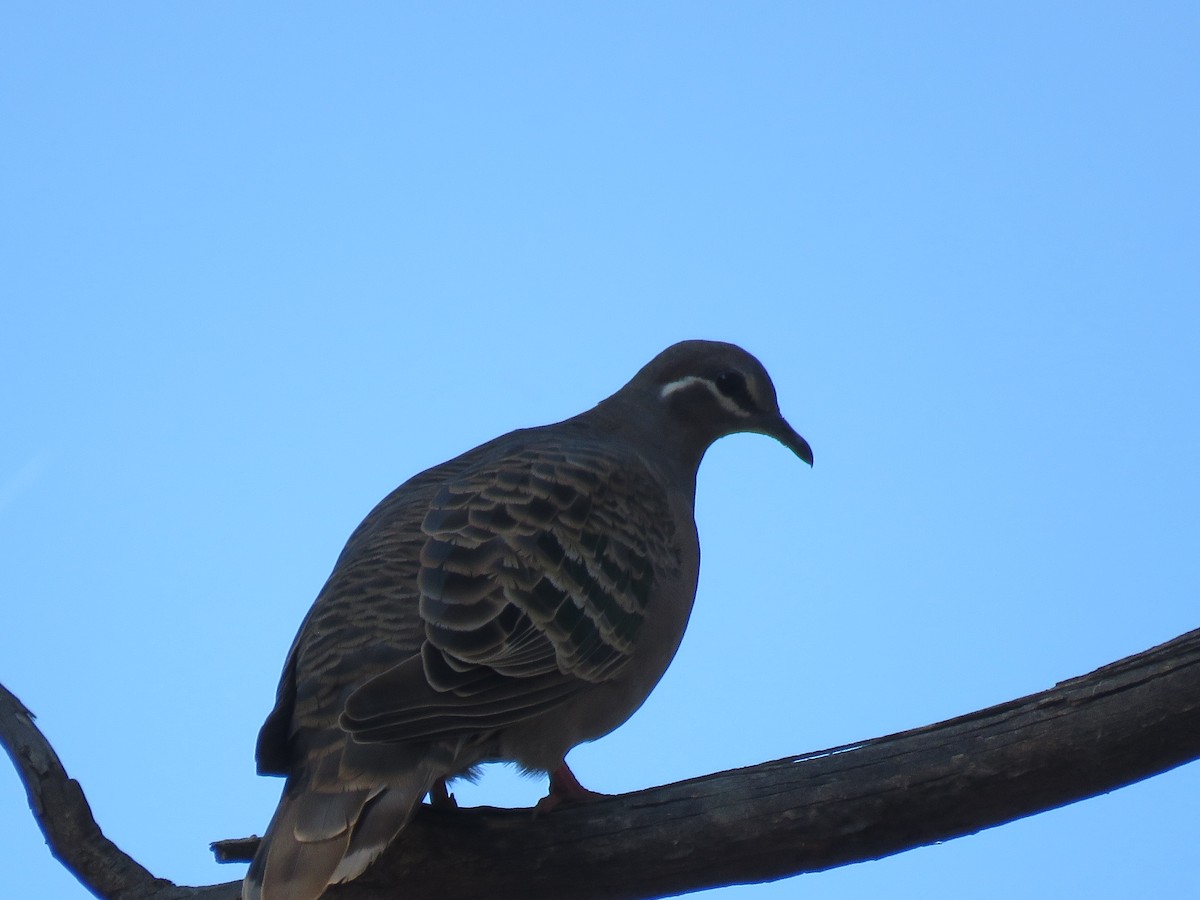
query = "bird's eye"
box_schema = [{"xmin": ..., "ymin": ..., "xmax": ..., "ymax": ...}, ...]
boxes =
[
  {"xmin": 713, "ymin": 370, "xmax": 759, "ymax": 413},
  {"xmin": 715, "ymin": 370, "xmax": 748, "ymax": 398}
]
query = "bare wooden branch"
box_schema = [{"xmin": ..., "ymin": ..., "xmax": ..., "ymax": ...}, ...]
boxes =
[
  {"xmin": 4, "ymin": 627, "xmax": 1199, "ymax": 900},
  {"xmin": 322, "ymin": 626, "xmax": 1200, "ymax": 899},
  {"xmin": 0, "ymin": 682, "xmax": 241, "ymax": 900}
]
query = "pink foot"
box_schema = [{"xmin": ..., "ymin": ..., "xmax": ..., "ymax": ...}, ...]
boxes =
[{"xmin": 534, "ymin": 762, "xmax": 608, "ymax": 813}]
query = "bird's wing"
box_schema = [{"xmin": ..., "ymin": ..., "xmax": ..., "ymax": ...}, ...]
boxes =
[
  {"xmin": 254, "ymin": 454, "xmax": 460, "ymax": 777},
  {"xmin": 340, "ymin": 439, "xmax": 679, "ymax": 745}
]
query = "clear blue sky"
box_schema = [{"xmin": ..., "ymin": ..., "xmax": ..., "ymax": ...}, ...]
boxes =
[{"xmin": 2, "ymin": 5, "xmax": 1197, "ymax": 898}]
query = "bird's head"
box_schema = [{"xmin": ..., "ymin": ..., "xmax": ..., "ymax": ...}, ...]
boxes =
[{"xmin": 618, "ymin": 340, "xmax": 813, "ymax": 467}]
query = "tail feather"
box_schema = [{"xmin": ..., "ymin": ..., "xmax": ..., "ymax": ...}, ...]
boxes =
[
  {"xmin": 244, "ymin": 773, "xmax": 434, "ymax": 900},
  {"xmin": 292, "ymin": 788, "xmax": 372, "ymax": 843},
  {"xmin": 331, "ymin": 783, "xmax": 431, "ymax": 883},
  {"xmin": 243, "ymin": 790, "xmax": 336, "ymax": 900}
]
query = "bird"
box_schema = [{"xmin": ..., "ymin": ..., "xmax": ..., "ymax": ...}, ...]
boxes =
[{"xmin": 244, "ymin": 339, "xmax": 812, "ymax": 900}]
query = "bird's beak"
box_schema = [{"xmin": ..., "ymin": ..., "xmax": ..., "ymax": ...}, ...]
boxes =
[{"xmin": 769, "ymin": 416, "xmax": 813, "ymax": 466}]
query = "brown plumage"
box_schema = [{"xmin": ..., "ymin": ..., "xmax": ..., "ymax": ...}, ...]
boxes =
[{"xmin": 244, "ymin": 340, "xmax": 812, "ymax": 899}]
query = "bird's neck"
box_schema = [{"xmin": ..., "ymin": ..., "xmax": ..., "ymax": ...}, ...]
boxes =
[{"xmin": 575, "ymin": 394, "xmax": 709, "ymax": 487}]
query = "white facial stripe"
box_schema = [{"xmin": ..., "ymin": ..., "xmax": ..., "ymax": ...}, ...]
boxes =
[{"xmin": 659, "ymin": 375, "xmax": 752, "ymax": 416}]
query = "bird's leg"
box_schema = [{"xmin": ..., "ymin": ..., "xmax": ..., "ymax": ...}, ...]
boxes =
[
  {"xmin": 534, "ymin": 762, "xmax": 608, "ymax": 813},
  {"xmin": 429, "ymin": 776, "xmax": 458, "ymax": 810}
]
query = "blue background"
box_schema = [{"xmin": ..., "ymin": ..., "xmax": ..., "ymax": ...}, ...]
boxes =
[{"xmin": 2, "ymin": 4, "xmax": 1197, "ymax": 898}]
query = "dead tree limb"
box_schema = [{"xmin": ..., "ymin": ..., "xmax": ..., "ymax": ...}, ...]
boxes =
[
  {"xmin": 0, "ymin": 682, "xmax": 239, "ymax": 900},
  {"xmin": 6, "ymin": 627, "xmax": 1200, "ymax": 900}
]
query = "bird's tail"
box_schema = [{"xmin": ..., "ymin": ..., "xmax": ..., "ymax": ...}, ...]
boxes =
[{"xmin": 243, "ymin": 770, "xmax": 435, "ymax": 900}]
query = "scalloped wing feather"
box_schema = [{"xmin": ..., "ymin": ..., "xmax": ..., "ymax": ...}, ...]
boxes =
[{"xmin": 339, "ymin": 440, "xmax": 678, "ymax": 745}]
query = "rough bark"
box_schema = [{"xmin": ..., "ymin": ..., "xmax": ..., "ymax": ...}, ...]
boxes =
[{"xmin": 5, "ymin": 627, "xmax": 1200, "ymax": 900}]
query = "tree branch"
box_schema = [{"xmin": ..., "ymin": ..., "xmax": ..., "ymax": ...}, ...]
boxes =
[
  {"xmin": 7, "ymin": 628, "xmax": 1200, "ymax": 900},
  {"xmin": 0, "ymin": 682, "xmax": 240, "ymax": 900}
]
